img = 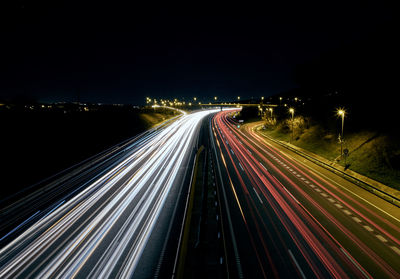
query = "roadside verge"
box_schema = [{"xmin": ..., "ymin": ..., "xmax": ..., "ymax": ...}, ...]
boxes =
[{"xmin": 252, "ymin": 124, "xmax": 400, "ymax": 208}]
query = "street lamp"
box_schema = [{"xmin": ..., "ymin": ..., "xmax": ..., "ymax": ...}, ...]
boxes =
[
  {"xmin": 238, "ymin": 96, "xmax": 240, "ymax": 101},
  {"xmin": 337, "ymin": 108, "xmax": 346, "ymax": 157},
  {"xmin": 289, "ymin": 108, "xmax": 294, "ymax": 143},
  {"xmin": 214, "ymin": 96, "xmax": 217, "ymax": 101},
  {"xmin": 269, "ymin": 108, "xmax": 273, "ymax": 118}
]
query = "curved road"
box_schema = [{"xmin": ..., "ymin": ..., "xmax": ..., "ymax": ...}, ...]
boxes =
[
  {"xmin": 211, "ymin": 110, "xmax": 400, "ymax": 278},
  {"xmin": 0, "ymin": 109, "xmax": 217, "ymax": 278}
]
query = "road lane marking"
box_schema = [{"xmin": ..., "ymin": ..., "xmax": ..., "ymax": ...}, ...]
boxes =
[
  {"xmin": 288, "ymin": 249, "xmax": 306, "ymax": 279},
  {"xmin": 276, "ymin": 147, "xmax": 400, "ymax": 224},
  {"xmin": 260, "ymin": 162, "xmax": 268, "ymax": 171},
  {"xmin": 352, "ymin": 217, "xmax": 362, "ymax": 223},
  {"xmin": 376, "ymin": 235, "xmax": 388, "ymax": 242},
  {"xmin": 328, "ymin": 198, "xmax": 335, "ymax": 203},
  {"xmin": 343, "ymin": 209, "xmax": 352, "ymax": 215},
  {"xmin": 335, "ymin": 204, "xmax": 343, "ymax": 209},
  {"xmin": 238, "ymin": 163, "xmax": 244, "ymax": 171},
  {"xmin": 283, "ymin": 187, "xmax": 300, "ymax": 205},
  {"xmin": 391, "ymin": 246, "xmax": 400, "ymax": 256},
  {"xmin": 321, "ymin": 193, "xmax": 328, "ymax": 197},
  {"xmin": 253, "ymin": 187, "xmax": 263, "ymax": 204},
  {"xmin": 363, "ymin": 225, "xmax": 373, "ymax": 232},
  {"xmin": 340, "ymin": 248, "xmax": 371, "ymax": 279}
]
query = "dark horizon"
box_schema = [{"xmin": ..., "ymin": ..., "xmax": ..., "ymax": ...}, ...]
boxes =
[{"xmin": 0, "ymin": 1, "xmax": 396, "ymax": 105}]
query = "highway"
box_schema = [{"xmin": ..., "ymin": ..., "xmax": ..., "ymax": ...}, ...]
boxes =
[
  {"xmin": 211, "ymin": 110, "xmax": 400, "ymax": 278},
  {"xmin": 0, "ymin": 109, "xmax": 217, "ymax": 278}
]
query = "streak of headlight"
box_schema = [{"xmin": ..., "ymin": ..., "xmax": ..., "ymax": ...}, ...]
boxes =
[{"xmin": 0, "ymin": 109, "xmax": 219, "ymax": 279}]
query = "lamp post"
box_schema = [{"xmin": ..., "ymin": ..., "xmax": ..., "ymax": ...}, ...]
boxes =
[
  {"xmin": 289, "ymin": 108, "xmax": 294, "ymax": 143},
  {"xmin": 269, "ymin": 108, "xmax": 273, "ymax": 118},
  {"xmin": 337, "ymin": 108, "xmax": 346, "ymax": 157}
]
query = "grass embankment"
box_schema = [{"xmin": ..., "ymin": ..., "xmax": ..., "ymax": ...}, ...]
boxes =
[
  {"xmin": 139, "ymin": 112, "xmax": 173, "ymax": 128},
  {"xmin": 260, "ymin": 120, "xmax": 400, "ymax": 191}
]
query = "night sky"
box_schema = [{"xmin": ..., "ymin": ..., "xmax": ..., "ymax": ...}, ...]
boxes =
[{"xmin": 0, "ymin": 1, "xmax": 395, "ymax": 105}]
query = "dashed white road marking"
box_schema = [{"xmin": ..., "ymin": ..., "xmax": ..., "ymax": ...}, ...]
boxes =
[
  {"xmin": 376, "ymin": 234, "xmax": 388, "ymax": 243},
  {"xmin": 343, "ymin": 209, "xmax": 352, "ymax": 215},
  {"xmin": 391, "ymin": 246, "xmax": 400, "ymax": 256},
  {"xmin": 328, "ymin": 198, "xmax": 335, "ymax": 203},
  {"xmin": 335, "ymin": 204, "xmax": 343, "ymax": 209},
  {"xmin": 315, "ymin": 188, "xmax": 321, "ymax": 192},
  {"xmin": 340, "ymin": 248, "xmax": 370, "ymax": 279},
  {"xmin": 288, "ymin": 249, "xmax": 306, "ymax": 279},
  {"xmin": 363, "ymin": 225, "xmax": 373, "ymax": 232},
  {"xmin": 352, "ymin": 217, "xmax": 362, "ymax": 223},
  {"xmin": 253, "ymin": 187, "xmax": 263, "ymax": 204},
  {"xmin": 260, "ymin": 162, "xmax": 268, "ymax": 172},
  {"xmin": 321, "ymin": 193, "xmax": 328, "ymax": 197},
  {"xmin": 267, "ymin": 144, "xmax": 400, "ymax": 225}
]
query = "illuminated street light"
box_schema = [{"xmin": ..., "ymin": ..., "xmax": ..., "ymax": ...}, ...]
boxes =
[
  {"xmin": 214, "ymin": 96, "xmax": 217, "ymax": 101},
  {"xmin": 238, "ymin": 96, "xmax": 240, "ymax": 100},
  {"xmin": 289, "ymin": 108, "xmax": 294, "ymax": 143},
  {"xmin": 269, "ymin": 107, "xmax": 273, "ymax": 118},
  {"xmin": 337, "ymin": 108, "xmax": 346, "ymax": 157},
  {"xmin": 261, "ymin": 96, "xmax": 264, "ymax": 100},
  {"xmin": 194, "ymin": 97, "xmax": 197, "ymax": 101}
]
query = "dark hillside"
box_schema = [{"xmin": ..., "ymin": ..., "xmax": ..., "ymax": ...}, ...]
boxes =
[{"xmin": 0, "ymin": 104, "xmax": 177, "ymax": 198}]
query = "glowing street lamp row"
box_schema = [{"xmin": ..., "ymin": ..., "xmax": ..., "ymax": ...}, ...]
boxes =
[{"xmin": 146, "ymin": 96, "xmax": 245, "ymax": 106}]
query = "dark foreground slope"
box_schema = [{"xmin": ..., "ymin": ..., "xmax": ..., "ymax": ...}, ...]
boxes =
[{"xmin": 0, "ymin": 103, "xmax": 177, "ymax": 199}]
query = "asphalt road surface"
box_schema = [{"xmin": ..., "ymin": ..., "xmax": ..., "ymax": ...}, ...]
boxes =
[
  {"xmin": 211, "ymin": 110, "xmax": 400, "ymax": 279},
  {"xmin": 0, "ymin": 109, "xmax": 217, "ymax": 278}
]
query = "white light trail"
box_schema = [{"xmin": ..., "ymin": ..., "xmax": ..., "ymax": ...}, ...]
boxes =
[{"xmin": 0, "ymin": 109, "xmax": 218, "ymax": 278}]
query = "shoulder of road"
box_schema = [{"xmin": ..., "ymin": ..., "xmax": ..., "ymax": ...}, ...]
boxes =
[{"xmin": 249, "ymin": 123, "xmax": 400, "ymax": 208}]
